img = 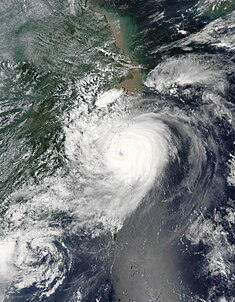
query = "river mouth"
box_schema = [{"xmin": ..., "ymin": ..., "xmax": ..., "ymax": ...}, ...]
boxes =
[
  {"xmin": 87, "ymin": 0, "xmax": 142, "ymax": 93},
  {"xmin": 0, "ymin": 1, "xmax": 234, "ymax": 302}
]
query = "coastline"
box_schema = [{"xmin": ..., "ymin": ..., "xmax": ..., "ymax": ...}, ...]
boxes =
[{"xmin": 86, "ymin": 0, "xmax": 142, "ymax": 93}]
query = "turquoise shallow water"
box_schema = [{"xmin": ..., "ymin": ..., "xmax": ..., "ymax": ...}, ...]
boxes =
[{"xmin": 0, "ymin": 1, "xmax": 235, "ymax": 302}]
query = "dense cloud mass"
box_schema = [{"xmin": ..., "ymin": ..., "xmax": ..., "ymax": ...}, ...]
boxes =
[{"xmin": 0, "ymin": 0, "xmax": 234, "ymax": 302}]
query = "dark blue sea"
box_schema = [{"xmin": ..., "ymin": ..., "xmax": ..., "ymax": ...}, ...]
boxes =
[{"xmin": 0, "ymin": 0, "xmax": 234, "ymax": 301}]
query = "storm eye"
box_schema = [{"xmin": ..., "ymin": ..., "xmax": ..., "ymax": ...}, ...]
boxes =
[{"xmin": 119, "ymin": 148, "xmax": 126, "ymax": 156}]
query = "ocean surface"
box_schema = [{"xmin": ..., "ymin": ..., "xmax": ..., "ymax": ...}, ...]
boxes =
[{"xmin": 0, "ymin": 0, "xmax": 235, "ymax": 301}]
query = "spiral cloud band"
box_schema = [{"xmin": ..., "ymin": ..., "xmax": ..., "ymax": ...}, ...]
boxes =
[{"xmin": 99, "ymin": 113, "xmax": 174, "ymax": 190}]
